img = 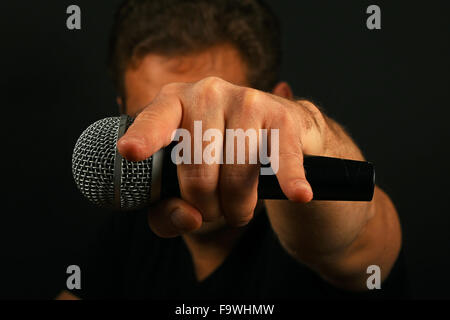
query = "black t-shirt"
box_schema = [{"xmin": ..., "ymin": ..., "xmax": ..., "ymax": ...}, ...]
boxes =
[{"xmin": 72, "ymin": 207, "xmax": 409, "ymax": 299}]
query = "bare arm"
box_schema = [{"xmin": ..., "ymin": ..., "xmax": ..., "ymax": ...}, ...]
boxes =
[{"xmin": 266, "ymin": 102, "xmax": 402, "ymax": 291}]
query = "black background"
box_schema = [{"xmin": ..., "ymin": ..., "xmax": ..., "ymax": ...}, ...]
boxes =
[{"xmin": 1, "ymin": 1, "xmax": 449, "ymax": 299}]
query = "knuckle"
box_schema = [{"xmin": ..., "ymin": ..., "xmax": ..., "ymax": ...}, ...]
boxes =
[
  {"xmin": 189, "ymin": 179, "xmax": 216, "ymax": 194},
  {"xmin": 202, "ymin": 76, "xmax": 224, "ymax": 88},
  {"xmin": 181, "ymin": 171, "xmax": 218, "ymax": 194},
  {"xmin": 134, "ymin": 110, "xmax": 167, "ymax": 143},
  {"xmin": 273, "ymin": 106, "xmax": 295, "ymax": 129},
  {"xmin": 196, "ymin": 76, "xmax": 225, "ymax": 100},
  {"xmin": 136, "ymin": 108, "xmax": 160, "ymax": 123},
  {"xmin": 236, "ymin": 87, "xmax": 262, "ymax": 118},
  {"xmin": 242, "ymin": 88, "xmax": 261, "ymax": 109},
  {"xmin": 278, "ymin": 151, "xmax": 303, "ymax": 161},
  {"xmin": 221, "ymin": 168, "xmax": 258, "ymax": 189},
  {"xmin": 279, "ymin": 107, "xmax": 294, "ymax": 124}
]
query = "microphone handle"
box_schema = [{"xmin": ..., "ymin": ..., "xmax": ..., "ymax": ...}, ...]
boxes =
[
  {"xmin": 159, "ymin": 145, "xmax": 375, "ymax": 202},
  {"xmin": 258, "ymin": 156, "xmax": 375, "ymax": 201}
]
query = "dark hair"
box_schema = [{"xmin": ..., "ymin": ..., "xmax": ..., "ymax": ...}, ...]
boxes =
[{"xmin": 108, "ymin": 0, "xmax": 282, "ymax": 97}]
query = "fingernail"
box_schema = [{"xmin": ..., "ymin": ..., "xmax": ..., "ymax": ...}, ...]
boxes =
[
  {"xmin": 117, "ymin": 136, "xmax": 147, "ymax": 161},
  {"xmin": 170, "ymin": 208, "xmax": 186, "ymax": 229}
]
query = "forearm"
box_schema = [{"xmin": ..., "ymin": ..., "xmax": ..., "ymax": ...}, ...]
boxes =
[{"xmin": 266, "ymin": 102, "xmax": 402, "ymax": 290}]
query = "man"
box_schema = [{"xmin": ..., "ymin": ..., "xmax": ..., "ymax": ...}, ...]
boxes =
[{"xmin": 58, "ymin": 0, "xmax": 405, "ymax": 299}]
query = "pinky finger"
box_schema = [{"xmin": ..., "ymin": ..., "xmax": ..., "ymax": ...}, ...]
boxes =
[{"xmin": 147, "ymin": 198, "xmax": 203, "ymax": 238}]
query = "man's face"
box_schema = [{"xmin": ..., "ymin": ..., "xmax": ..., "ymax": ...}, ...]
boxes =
[{"xmin": 122, "ymin": 43, "xmax": 249, "ymax": 116}]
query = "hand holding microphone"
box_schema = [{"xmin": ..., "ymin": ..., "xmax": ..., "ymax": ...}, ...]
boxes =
[
  {"xmin": 73, "ymin": 77, "xmax": 375, "ymax": 231},
  {"xmin": 73, "ymin": 115, "xmax": 374, "ymax": 210}
]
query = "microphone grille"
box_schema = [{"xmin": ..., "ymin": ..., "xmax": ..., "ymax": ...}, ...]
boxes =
[{"xmin": 72, "ymin": 116, "xmax": 152, "ymax": 210}]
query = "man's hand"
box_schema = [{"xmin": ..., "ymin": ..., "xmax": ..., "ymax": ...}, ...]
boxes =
[
  {"xmin": 117, "ymin": 76, "xmax": 401, "ymax": 291},
  {"xmin": 117, "ymin": 76, "xmax": 324, "ymax": 236}
]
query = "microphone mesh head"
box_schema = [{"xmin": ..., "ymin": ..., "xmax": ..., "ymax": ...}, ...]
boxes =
[{"xmin": 72, "ymin": 116, "xmax": 152, "ymax": 210}]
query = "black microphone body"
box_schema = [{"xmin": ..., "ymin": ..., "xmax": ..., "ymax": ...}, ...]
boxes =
[
  {"xmin": 160, "ymin": 143, "xmax": 375, "ymax": 201},
  {"xmin": 72, "ymin": 115, "xmax": 375, "ymax": 211}
]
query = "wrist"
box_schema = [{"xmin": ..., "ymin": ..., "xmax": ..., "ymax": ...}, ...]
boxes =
[{"xmin": 296, "ymin": 100, "xmax": 329, "ymax": 156}]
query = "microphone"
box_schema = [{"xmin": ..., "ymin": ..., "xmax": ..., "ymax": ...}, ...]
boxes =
[{"xmin": 72, "ymin": 115, "xmax": 375, "ymax": 211}]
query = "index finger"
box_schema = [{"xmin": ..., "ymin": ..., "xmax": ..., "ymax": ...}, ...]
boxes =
[{"xmin": 117, "ymin": 91, "xmax": 183, "ymax": 161}]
